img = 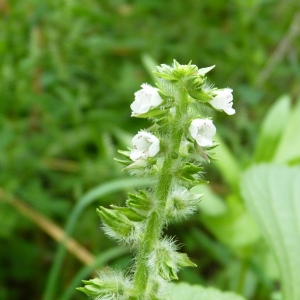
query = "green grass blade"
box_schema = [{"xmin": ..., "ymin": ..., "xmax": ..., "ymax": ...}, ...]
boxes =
[
  {"xmin": 213, "ymin": 133, "xmax": 241, "ymax": 191},
  {"xmin": 254, "ymin": 95, "xmax": 290, "ymax": 163},
  {"xmin": 273, "ymin": 96, "xmax": 300, "ymax": 164},
  {"xmin": 141, "ymin": 53, "xmax": 160, "ymax": 84}
]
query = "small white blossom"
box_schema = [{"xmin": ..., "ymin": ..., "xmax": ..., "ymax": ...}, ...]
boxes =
[
  {"xmin": 210, "ymin": 88, "xmax": 235, "ymax": 115},
  {"xmin": 189, "ymin": 119, "xmax": 216, "ymax": 147},
  {"xmin": 130, "ymin": 131, "xmax": 160, "ymax": 161},
  {"xmin": 130, "ymin": 83, "xmax": 163, "ymax": 116}
]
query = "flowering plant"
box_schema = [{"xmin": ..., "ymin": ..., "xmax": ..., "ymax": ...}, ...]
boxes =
[{"xmin": 77, "ymin": 60, "xmax": 241, "ymax": 300}]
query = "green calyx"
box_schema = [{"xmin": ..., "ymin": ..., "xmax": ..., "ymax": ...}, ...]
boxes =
[
  {"xmin": 77, "ymin": 272, "xmax": 133, "ymax": 299},
  {"xmin": 97, "ymin": 206, "xmax": 136, "ymax": 239},
  {"xmin": 154, "ymin": 60, "xmax": 215, "ymax": 103},
  {"xmin": 126, "ymin": 190, "xmax": 155, "ymax": 216},
  {"xmin": 150, "ymin": 240, "xmax": 197, "ymax": 281}
]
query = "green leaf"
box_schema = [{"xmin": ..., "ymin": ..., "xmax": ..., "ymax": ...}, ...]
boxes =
[
  {"xmin": 213, "ymin": 133, "xmax": 241, "ymax": 191},
  {"xmin": 188, "ymin": 87, "xmax": 212, "ymax": 102},
  {"xmin": 200, "ymin": 195, "xmax": 261, "ymax": 257},
  {"xmin": 241, "ymin": 164, "xmax": 300, "ymax": 300},
  {"xmin": 273, "ymin": 96, "xmax": 300, "ymax": 164},
  {"xmin": 254, "ymin": 95, "xmax": 290, "ymax": 163},
  {"xmin": 168, "ymin": 282, "xmax": 246, "ymax": 300}
]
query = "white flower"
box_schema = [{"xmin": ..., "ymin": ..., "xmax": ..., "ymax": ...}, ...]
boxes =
[
  {"xmin": 210, "ymin": 88, "xmax": 235, "ymax": 115},
  {"xmin": 130, "ymin": 131, "xmax": 160, "ymax": 161},
  {"xmin": 189, "ymin": 119, "xmax": 216, "ymax": 147},
  {"xmin": 130, "ymin": 83, "xmax": 163, "ymax": 116}
]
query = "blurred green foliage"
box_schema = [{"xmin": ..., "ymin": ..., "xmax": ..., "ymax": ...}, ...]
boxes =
[{"xmin": 0, "ymin": 0, "xmax": 300, "ymax": 299}]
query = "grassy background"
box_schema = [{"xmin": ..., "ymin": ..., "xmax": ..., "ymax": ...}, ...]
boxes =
[{"xmin": 1, "ymin": 0, "xmax": 300, "ymax": 299}]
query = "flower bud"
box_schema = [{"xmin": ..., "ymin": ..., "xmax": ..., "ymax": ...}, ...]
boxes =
[
  {"xmin": 97, "ymin": 207, "xmax": 136, "ymax": 241},
  {"xmin": 148, "ymin": 238, "xmax": 196, "ymax": 281},
  {"xmin": 77, "ymin": 270, "xmax": 133, "ymax": 300},
  {"xmin": 126, "ymin": 190, "xmax": 155, "ymax": 216},
  {"xmin": 166, "ymin": 186, "xmax": 202, "ymax": 221}
]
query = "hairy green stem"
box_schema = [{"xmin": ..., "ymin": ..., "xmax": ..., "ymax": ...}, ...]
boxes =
[{"xmin": 132, "ymin": 88, "xmax": 187, "ymax": 296}]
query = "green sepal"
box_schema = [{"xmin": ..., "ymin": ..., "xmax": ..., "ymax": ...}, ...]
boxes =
[
  {"xmin": 157, "ymin": 89, "xmax": 175, "ymax": 103},
  {"xmin": 180, "ymin": 175, "xmax": 209, "ymax": 185},
  {"xmin": 206, "ymin": 152, "xmax": 219, "ymax": 161},
  {"xmin": 117, "ymin": 149, "xmax": 131, "ymax": 158},
  {"xmin": 204, "ymin": 143, "xmax": 220, "ymax": 150},
  {"xmin": 97, "ymin": 206, "xmax": 135, "ymax": 237},
  {"xmin": 114, "ymin": 150, "xmax": 132, "ymax": 166},
  {"xmin": 177, "ymin": 162, "xmax": 207, "ymax": 186},
  {"xmin": 77, "ymin": 278, "xmax": 125, "ymax": 297},
  {"xmin": 153, "ymin": 63, "xmax": 178, "ymax": 81},
  {"xmin": 182, "ymin": 163, "xmax": 204, "ymax": 175},
  {"xmin": 114, "ymin": 157, "xmax": 132, "ymax": 166},
  {"xmin": 122, "ymin": 159, "xmax": 148, "ymax": 172},
  {"xmin": 154, "ymin": 241, "xmax": 196, "ymax": 281},
  {"xmin": 153, "ymin": 71, "xmax": 178, "ymax": 81},
  {"xmin": 175, "ymin": 253, "xmax": 197, "ymax": 268},
  {"xmin": 154, "ymin": 60, "xmax": 199, "ymax": 81},
  {"xmin": 122, "ymin": 156, "xmax": 161, "ymax": 176},
  {"xmin": 159, "ymin": 259, "xmax": 178, "ymax": 281},
  {"xmin": 188, "ymin": 88, "xmax": 213, "ymax": 102},
  {"xmin": 110, "ymin": 205, "xmax": 146, "ymax": 222},
  {"xmin": 76, "ymin": 278, "xmax": 103, "ymax": 297},
  {"xmin": 126, "ymin": 191, "xmax": 153, "ymax": 214},
  {"xmin": 132, "ymin": 107, "xmax": 166, "ymax": 119},
  {"xmin": 77, "ymin": 273, "xmax": 133, "ymax": 298},
  {"xmin": 184, "ymin": 75, "xmax": 205, "ymax": 90}
]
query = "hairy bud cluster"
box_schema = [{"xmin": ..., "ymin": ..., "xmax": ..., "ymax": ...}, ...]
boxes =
[{"xmin": 78, "ymin": 60, "xmax": 235, "ymax": 300}]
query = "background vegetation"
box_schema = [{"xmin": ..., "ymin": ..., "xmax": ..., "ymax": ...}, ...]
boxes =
[{"xmin": 0, "ymin": 0, "xmax": 300, "ymax": 299}]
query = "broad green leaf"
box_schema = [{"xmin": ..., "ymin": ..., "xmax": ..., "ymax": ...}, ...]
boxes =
[
  {"xmin": 193, "ymin": 186, "xmax": 260, "ymax": 257},
  {"xmin": 273, "ymin": 96, "xmax": 300, "ymax": 164},
  {"xmin": 200, "ymin": 195, "xmax": 261, "ymax": 257},
  {"xmin": 241, "ymin": 164, "xmax": 300, "ymax": 300},
  {"xmin": 169, "ymin": 282, "xmax": 246, "ymax": 300},
  {"xmin": 254, "ymin": 95, "xmax": 290, "ymax": 162}
]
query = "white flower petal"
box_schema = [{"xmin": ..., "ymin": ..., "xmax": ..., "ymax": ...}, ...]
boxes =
[
  {"xmin": 210, "ymin": 88, "xmax": 235, "ymax": 115},
  {"xmin": 189, "ymin": 119, "xmax": 216, "ymax": 147},
  {"xmin": 197, "ymin": 65, "xmax": 215, "ymax": 75},
  {"xmin": 130, "ymin": 99, "xmax": 151, "ymax": 114},
  {"xmin": 130, "ymin": 84, "xmax": 163, "ymax": 116},
  {"xmin": 130, "ymin": 131, "xmax": 160, "ymax": 161}
]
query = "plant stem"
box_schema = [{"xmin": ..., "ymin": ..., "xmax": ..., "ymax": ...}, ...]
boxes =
[
  {"xmin": 132, "ymin": 88, "xmax": 187, "ymax": 296},
  {"xmin": 132, "ymin": 157, "xmax": 173, "ymax": 293}
]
